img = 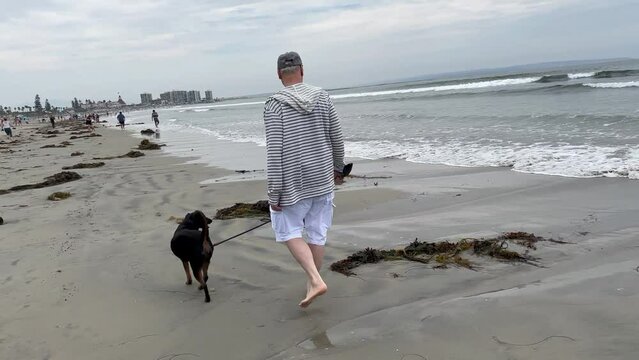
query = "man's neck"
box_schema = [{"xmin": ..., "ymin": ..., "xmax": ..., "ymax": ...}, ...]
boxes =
[{"xmin": 282, "ymin": 79, "xmax": 303, "ymax": 87}]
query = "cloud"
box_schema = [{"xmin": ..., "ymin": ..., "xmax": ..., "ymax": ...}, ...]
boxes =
[
  {"xmin": 0, "ymin": 0, "xmax": 635, "ymax": 105},
  {"xmin": 291, "ymin": 0, "xmax": 581, "ymax": 41},
  {"xmin": 0, "ymin": 0, "xmax": 584, "ymax": 71}
]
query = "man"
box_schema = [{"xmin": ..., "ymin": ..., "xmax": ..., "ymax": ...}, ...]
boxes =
[
  {"xmin": 152, "ymin": 110, "xmax": 159, "ymax": 128},
  {"xmin": 263, "ymin": 51, "xmax": 345, "ymax": 308},
  {"xmin": 49, "ymin": 115, "xmax": 55, "ymax": 129},
  {"xmin": 2, "ymin": 118, "xmax": 12, "ymax": 137},
  {"xmin": 117, "ymin": 111, "xmax": 125, "ymax": 129}
]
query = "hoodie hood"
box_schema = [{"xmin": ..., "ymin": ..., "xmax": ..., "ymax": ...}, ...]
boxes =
[{"xmin": 271, "ymin": 83, "xmax": 323, "ymax": 114}]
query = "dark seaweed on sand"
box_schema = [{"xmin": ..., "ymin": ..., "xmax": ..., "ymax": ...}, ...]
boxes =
[
  {"xmin": 0, "ymin": 171, "xmax": 81, "ymax": 195},
  {"xmin": 62, "ymin": 162, "xmax": 105, "ymax": 170},
  {"xmin": 93, "ymin": 151, "xmax": 145, "ymax": 160},
  {"xmin": 214, "ymin": 201, "xmax": 270, "ymax": 220},
  {"xmin": 330, "ymin": 232, "xmax": 565, "ymax": 276},
  {"xmin": 138, "ymin": 139, "xmax": 162, "ymax": 150}
]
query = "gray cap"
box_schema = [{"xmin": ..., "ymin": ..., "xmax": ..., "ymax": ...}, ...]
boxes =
[{"xmin": 277, "ymin": 51, "xmax": 303, "ymax": 70}]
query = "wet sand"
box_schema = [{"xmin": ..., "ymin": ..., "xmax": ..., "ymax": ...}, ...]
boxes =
[{"xmin": 1, "ymin": 122, "xmax": 638, "ymax": 360}]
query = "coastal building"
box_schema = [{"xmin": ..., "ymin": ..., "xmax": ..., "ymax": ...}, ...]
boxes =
[
  {"xmin": 160, "ymin": 92, "xmax": 171, "ymax": 103},
  {"xmin": 187, "ymin": 90, "xmax": 201, "ymax": 103},
  {"xmin": 140, "ymin": 93, "xmax": 153, "ymax": 104},
  {"xmin": 205, "ymin": 90, "xmax": 213, "ymax": 101},
  {"xmin": 169, "ymin": 90, "xmax": 188, "ymax": 104}
]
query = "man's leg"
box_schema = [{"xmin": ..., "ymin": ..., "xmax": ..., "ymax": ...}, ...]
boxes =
[
  {"xmin": 285, "ymin": 238, "xmax": 327, "ymax": 308},
  {"xmin": 308, "ymin": 244, "xmax": 324, "ymax": 271}
]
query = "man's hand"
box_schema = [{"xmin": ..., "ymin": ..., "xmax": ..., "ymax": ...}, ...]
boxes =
[
  {"xmin": 334, "ymin": 171, "xmax": 344, "ymax": 185},
  {"xmin": 270, "ymin": 204, "xmax": 283, "ymax": 211}
]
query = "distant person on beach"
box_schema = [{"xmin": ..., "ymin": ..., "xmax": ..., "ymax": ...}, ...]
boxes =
[
  {"xmin": 2, "ymin": 118, "xmax": 12, "ymax": 137},
  {"xmin": 49, "ymin": 115, "xmax": 55, "ymax": 129},
  {"xmin": 117, "ymin": 112, "xmax": 125, "ymax": 129},
  {"xmin": 152, "ymin": 110, "xmax": 159, "ymax": 128},
  {"xmin": 85, "ymin": 114, "xmax": 94, "ymax": 132},
  {"xmin": 263, "ymin": 51, "xmax": 345, "ymax": 308}
]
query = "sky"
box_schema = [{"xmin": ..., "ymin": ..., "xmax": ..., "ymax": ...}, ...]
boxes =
[{"xmin": 1, "ymin": 0, "xmax": 638, "ymax": 107}]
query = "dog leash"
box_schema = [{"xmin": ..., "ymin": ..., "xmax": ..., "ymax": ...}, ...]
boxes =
[{"xmin": 211, "ymin": 219, "xmax": 272, "ymax": 248}]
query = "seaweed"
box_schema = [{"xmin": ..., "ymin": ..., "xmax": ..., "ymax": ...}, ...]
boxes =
[
  {"xmin": 214, "ymin": 200, "xmax": 270, "ymax": 220},
  {"xmin": 0, "ymin": 171, "xmax": 81, "ymax": 195},
  {"xmin": 70, "ymin": 152, "xmax": 84, "ymax": 156},
  {"xmin": 330, "ymin": 232, "xmax": 560, "ymax": 276},
  {"xmin": 47, "ymin": 192, "xmax": 71, "ymax": 201},
  {"xmin": 62, "ymin": 162, "xmax": 105, "ymax": 170},
  {"xmin": 70, "ymin": 133, "xmax": 102, "ymax": 139},
  {"xmin": 93, "ymin": 151, "xmax": 145, "ymax": 160},
  {"xmin": 138, "ymin": 139, "xmax": 162, "ymax": 150}
]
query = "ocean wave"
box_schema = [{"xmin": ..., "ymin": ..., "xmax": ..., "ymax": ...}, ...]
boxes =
[
  {"xmin": 583, "ymin": 81, "xmax": 639, "ymax": 88},
  {"xmin": 173, "ymin": 101, "xmax": 265, "ymax": 111},
  {"xmin": 193, "ymin": 109, "xmax": 210, "ymax": 112},
  {"xmin": 331, "ymin": 77, "xmax": 541, "ymax": 99},
  {"xmin": 593, "ymin": 69, "xmax": 639, "ymax": 78},
  {"xmin": 568, "ymin": 72, "xmax": 595, "ymax": 79},
  {"xmin": 536, "ymin": 74, "xmax": 569, "ymax": 83},
  {"xmin": 346, "ymin": 140, "xmax": 639, "ymax": 179}
]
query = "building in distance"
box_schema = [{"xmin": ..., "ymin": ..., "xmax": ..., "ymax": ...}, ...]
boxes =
[
  {"xmin": 187, "ymin": 90, "xmax": 201, "ymax": 103},
  {"xmin": 140, "ymin": 93, "xmax": 153, "ymax": 104},
  {"xmin": 205, "ymin": 90, "xmax": 213, "ymax": 101}
]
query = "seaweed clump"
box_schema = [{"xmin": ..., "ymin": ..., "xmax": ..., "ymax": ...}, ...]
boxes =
[
  {"xmin": 214, "ymin": 200, "xmax": 270, "ymax": 220},
  {"xmin": 138, "ymin": 139, "xmax": 162, "ymax": 150},
  {"xmin": 330, "ymin": 232, "xmax": 562, "ymax": 276},
  {"xmin": 93, "ymin": 151, "xmax": 145, "ymax": 160},
  {"xmin": 0, "ymin": 171, "xmax": 81, "ymax": 195},
  {"xmin": 41, "ymin": 141, "xmax": 72, "ymax": 148},
  {"xmin": 62, "ymin": 162, "xmax": 105, "ymax": 170},
  {"xmin": 70, "ymin": 133, "xmax": 102, "ymax": 139},
  {"xmin": 47, "ymin": 192, "xmax": 71, "ymax": 201},
  {"xmin": 70, "ymin": 152, "xmax": 84, "ymax": 157}
]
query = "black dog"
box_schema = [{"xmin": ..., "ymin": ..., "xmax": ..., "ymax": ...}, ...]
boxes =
[{"xmin": 170, "ymin": 210, "xmax": 213, "ymax": 302}]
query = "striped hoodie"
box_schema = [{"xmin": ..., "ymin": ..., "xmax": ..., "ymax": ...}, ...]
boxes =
[{"xmin": 263, "ymin": 83, "xmax": 345, "ymax": 206}]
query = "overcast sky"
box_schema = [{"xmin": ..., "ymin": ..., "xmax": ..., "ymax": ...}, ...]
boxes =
[{"xmin": 1, "ymin": 0, "xmax": 638, "ymax": 107}]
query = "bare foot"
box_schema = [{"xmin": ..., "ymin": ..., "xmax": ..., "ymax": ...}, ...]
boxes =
[
  {"xmin": 186, "ymin": 279, "xmax": 192, "ymax": 285},
  {"xmin": 299, "ymin": 280, "xmax": 327, "ymax": 308}
]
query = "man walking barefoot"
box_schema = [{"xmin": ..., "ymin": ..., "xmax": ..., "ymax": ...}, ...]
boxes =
[{"xmin": 264, "ymin": 52, "xmax": 345, "ymax": 308}]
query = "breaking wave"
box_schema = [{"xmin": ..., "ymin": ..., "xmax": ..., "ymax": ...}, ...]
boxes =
[{"xmin": 583, "ymin": 81, "xmax": 639, "ymax": 88}]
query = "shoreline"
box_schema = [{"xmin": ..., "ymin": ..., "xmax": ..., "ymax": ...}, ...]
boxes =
[{"xmin": 1, "ymin": 122, "xmax": 638, "ymax": 359}]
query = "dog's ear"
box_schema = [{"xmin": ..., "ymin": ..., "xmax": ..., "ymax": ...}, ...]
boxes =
[{"xmin": 206, "ymin": 216, "xmax": 213, "ymax": 224}]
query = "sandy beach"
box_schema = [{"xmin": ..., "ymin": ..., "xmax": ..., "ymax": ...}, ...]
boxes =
[{"xmin": 1, "ymin": 122, "xmax": 638, "ymax": 360}]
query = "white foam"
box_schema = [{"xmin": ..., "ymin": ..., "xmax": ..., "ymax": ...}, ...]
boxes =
[
  {"xmin": 584, "ymin": 81, "xmax": 639, "ymax": 88},
  {"xmin": 173, "ymin": 101, "xmax": 265, "ymax": 111},
  {"xmin": 193, "ymin": 109, "xmax": 210, "ymax": 112},
  {"xmin": 346, "ymin": 140, "xmax": 639, "ymax": 180},
  {"xmin": 331, "ymin": 77, "xmax": 541, "ymax": 99},
  {"xmin": 568, "ymin": 72, "xmax": 595, "ymax": 79}
]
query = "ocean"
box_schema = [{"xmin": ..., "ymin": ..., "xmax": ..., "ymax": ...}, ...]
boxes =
[{"xmin": 115, "ymin": 59, "xmax": 639, "ymax": 180}]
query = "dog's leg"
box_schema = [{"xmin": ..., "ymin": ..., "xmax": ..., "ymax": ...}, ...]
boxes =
[
  {"xmin": 193, "ymin": 269, "xmax": 211, "ymax": 303},
  {"xmin": 182, "ymin": 260, "xmax": 192, "ymax": 285},
  {"xmin": 202, "ymin": 261, "xmax": 210, "ymax": 283}
]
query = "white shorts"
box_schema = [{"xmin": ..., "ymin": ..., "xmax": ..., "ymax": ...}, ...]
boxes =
[{"xmin": 270, "ymin": 192, "xmax": 335, "ymax": 245}]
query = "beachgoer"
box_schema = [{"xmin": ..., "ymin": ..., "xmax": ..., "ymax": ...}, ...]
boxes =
[
  {"xmin": 263, "ymin": 51, "xmax": 345, "ymax": 308},
  {"xmin": 117, "ymin": 112, "xmax": 125, "ymax": 129},
  {"xmin": 152, "ymin": 110, "xmax": 159, "ymax": 128},
  {"xmin": 2, "ymin": 118, "xmax": 13, "ymax": 137},
  {"xmin": 49, "ymin": 115, "xmax": 55, "ymax": 129},
  {"xmin": 85, "ymin": 114, "xmax": 94, "ymax": 132}
]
